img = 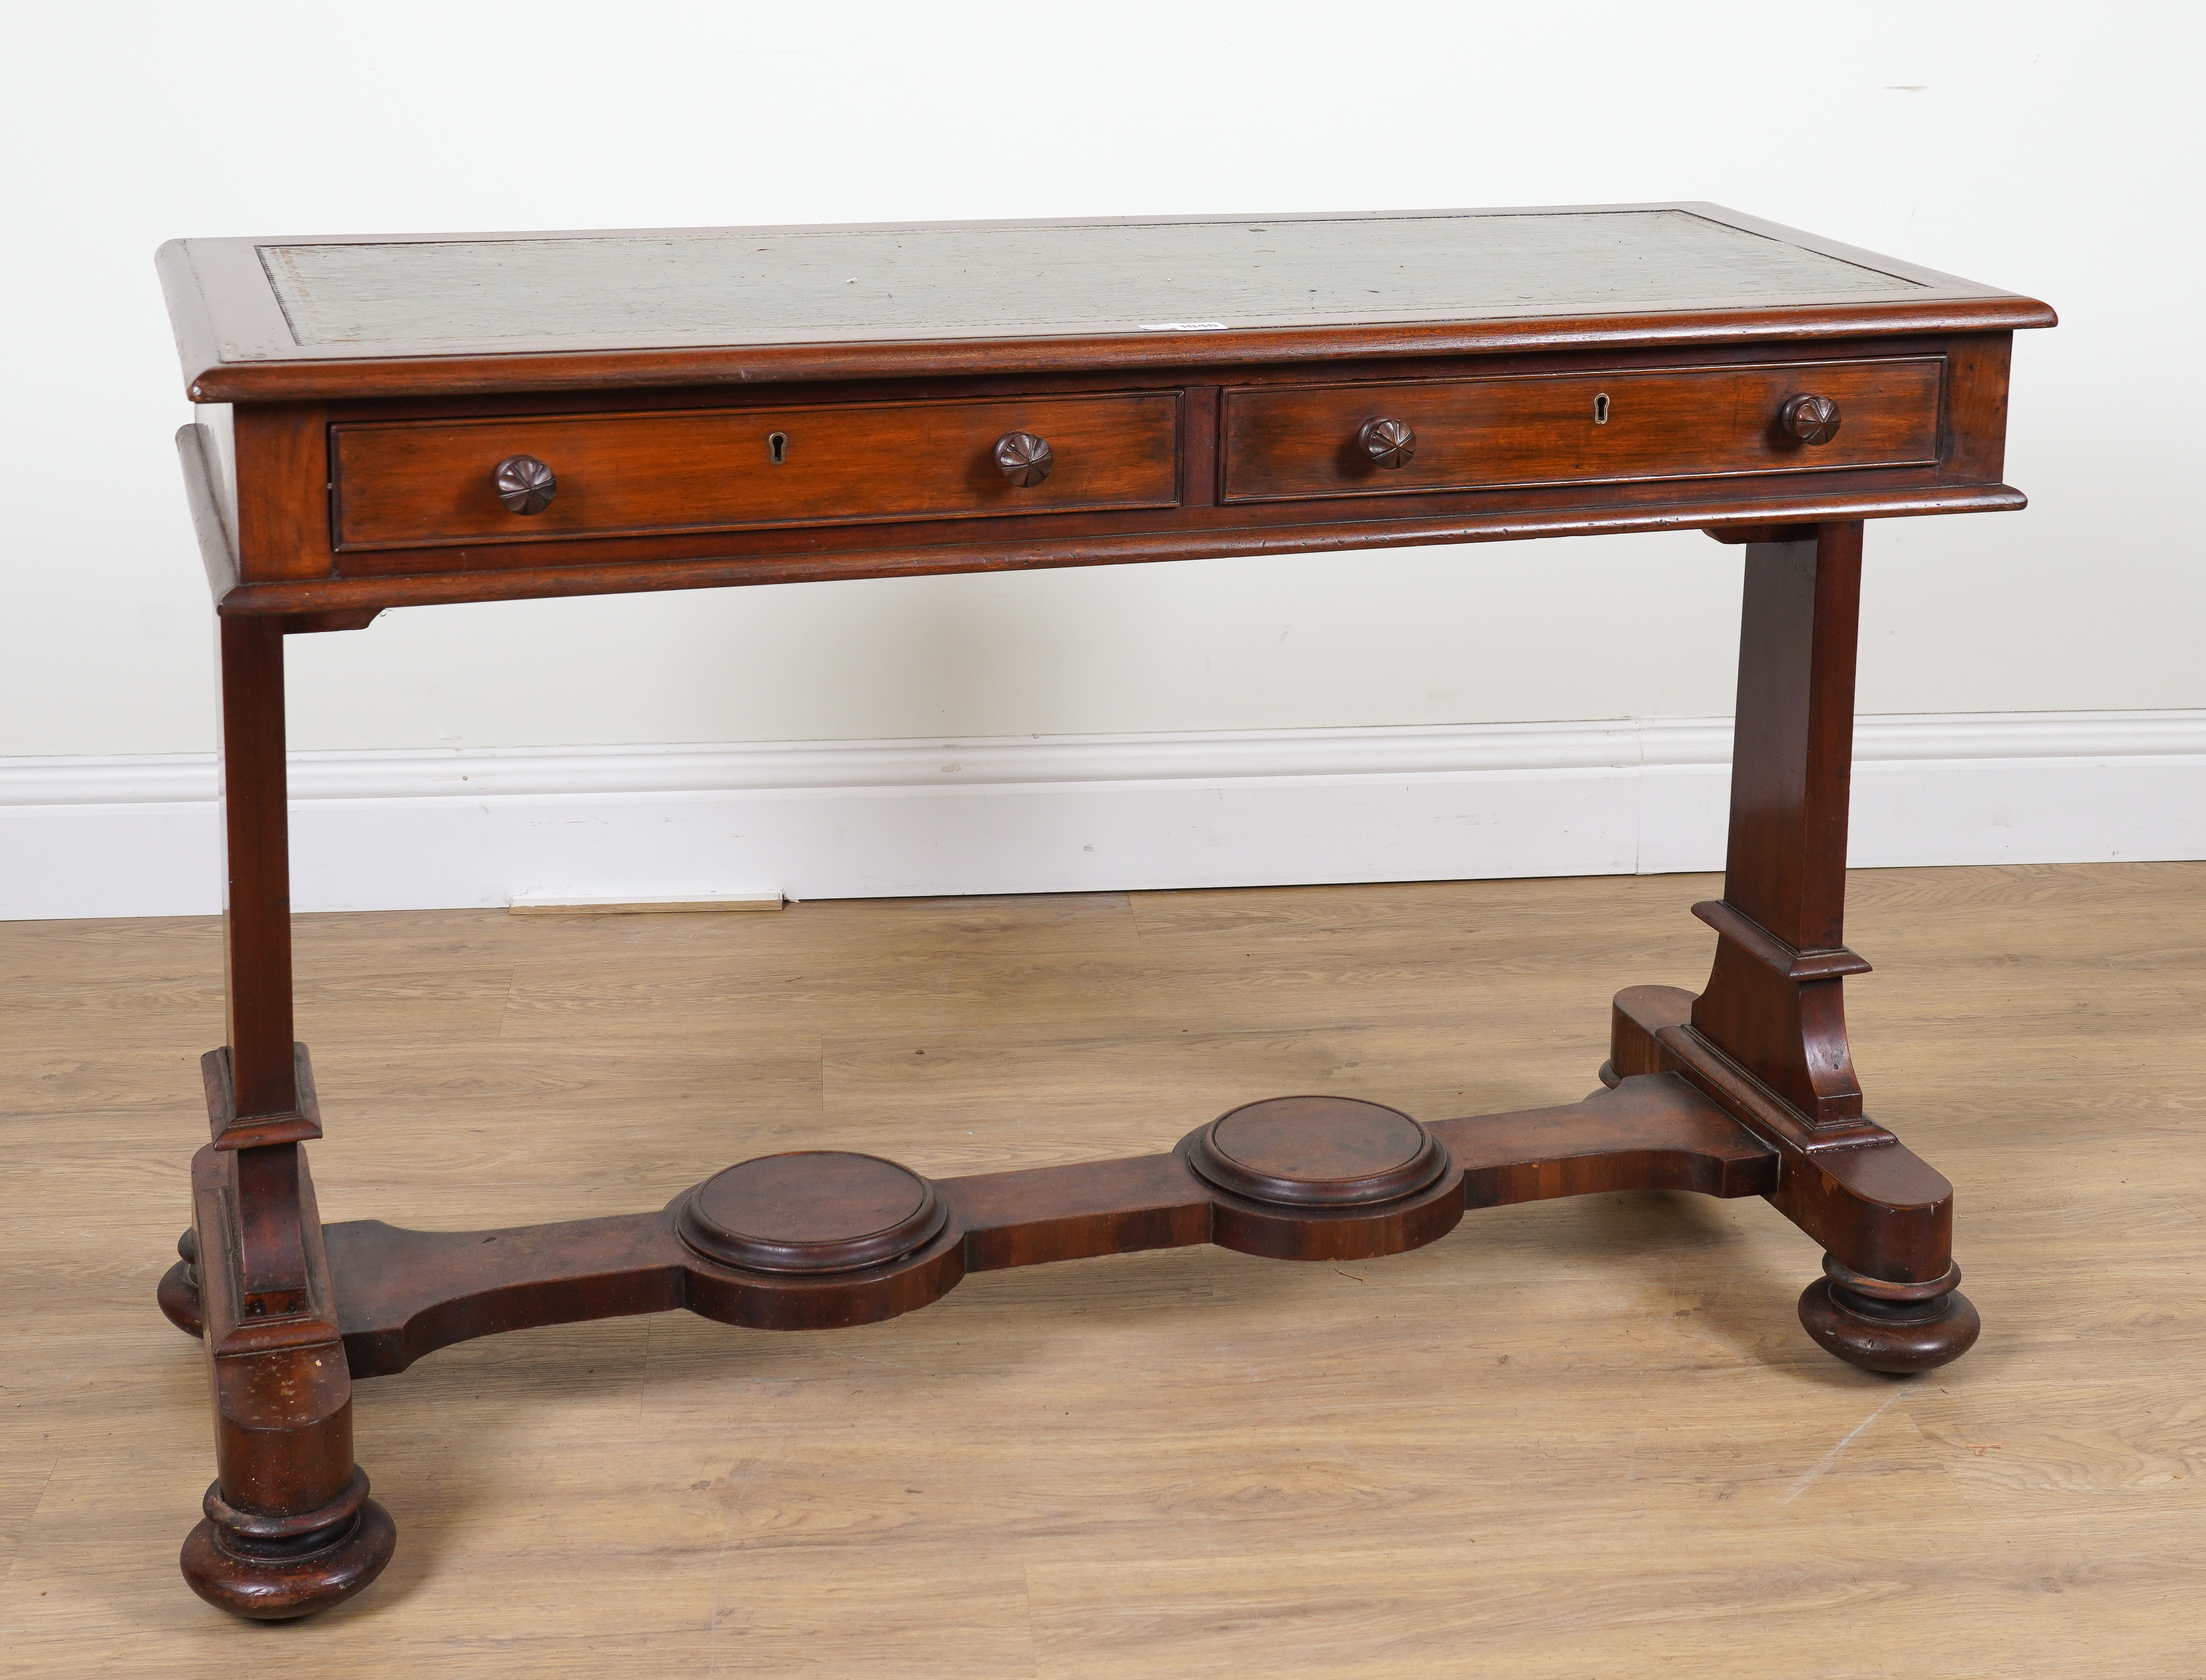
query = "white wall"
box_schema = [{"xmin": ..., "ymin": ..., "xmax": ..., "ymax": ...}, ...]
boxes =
[{"xmin": 1, "ymin": 3, "xmax": 2200, "ymax": 896}]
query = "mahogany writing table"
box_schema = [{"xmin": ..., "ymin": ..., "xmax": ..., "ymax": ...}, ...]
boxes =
[{"xmin": 153, "ymin": 203, "xmax": 2055, "ymax": 1618}]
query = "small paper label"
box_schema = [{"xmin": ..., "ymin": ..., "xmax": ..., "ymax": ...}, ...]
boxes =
[{"xmin": 1137, "ymin": 321, "xmax": 1228, "ymax": 332}]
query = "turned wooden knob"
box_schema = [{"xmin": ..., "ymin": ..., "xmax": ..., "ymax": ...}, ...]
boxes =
[
  {"xmin": 1779, "ymin": 394, "xmax": 1842, "ymax": 447},
  {"xmin": 993, "ymin": 431, "xmax": 1053, "ymax": 487},
  {"xmin": 1359, "ymin": 417, "xmax": 1416, "ymax": 469},
  {"xmin": 492, "ymin": 455, "xmax": 557, "ymax": 514}
]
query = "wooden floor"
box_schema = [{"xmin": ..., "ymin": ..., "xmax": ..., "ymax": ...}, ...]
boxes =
[{"xmin": 2, "ymin": 864, "xmax": 2201, "ymax": 1676}]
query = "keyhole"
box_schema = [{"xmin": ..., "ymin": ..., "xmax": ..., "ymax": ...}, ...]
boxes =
[
  {"xmin": 767, "ymin": 431, "xmax": 788, "ymax": 464},
  {"xmin": 1593, "ymin": 394, "xmax": 1610, "ymax": 426}
]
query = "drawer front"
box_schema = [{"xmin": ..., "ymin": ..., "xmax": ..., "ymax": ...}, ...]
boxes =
[
  {"xmin": 1220, "ymin": 358, "xmax": 1943, "ymax": 504},
  {"xmin": 333, "ymin": 392, "xmax": 1181, "ymax": 550}
]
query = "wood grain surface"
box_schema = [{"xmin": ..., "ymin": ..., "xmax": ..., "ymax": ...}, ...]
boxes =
[
  {"xmin": 4, "ymin": 865, "xmax": 2199, "ymax": 1674},
  {"xmin": 331, "ymin": 392, "xmax": 1182, "ymax": 550},
  {"xmin": 180, "ymin": 327, "xmax": 2028, "ymax": 613},
  {"xmin": 1220, "ymin": 356, "xmax": 1943, "ymax": 502}
]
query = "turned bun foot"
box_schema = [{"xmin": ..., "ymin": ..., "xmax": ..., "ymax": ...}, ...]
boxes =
[
  {"xmin": 180, "ymin": 1468, "xmax": 396, "ymax": 1620},
  {"xmin": 157, "ymin": 1229, "xmax": 203, "ymax": 1338},
  {"xmin": 1798, "ymin": 1254, "xmax": 1980, "ymax": 1375}
]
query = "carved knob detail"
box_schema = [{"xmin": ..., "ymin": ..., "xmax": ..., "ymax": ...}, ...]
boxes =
[
  {"xmin": 493, "ymin": 455, "xmax": 557, "ymax": 514},
  {"xmin": 993, "ymin": 431, "xmax": 1053, "ymax": 487},
  {"xmin": 1359, "ymin": 417, "xmax": 1416, "ymax": 469},
  {"xmin": 1779, "ymin": 395, "xmax": 1843, "ymax": 447}
]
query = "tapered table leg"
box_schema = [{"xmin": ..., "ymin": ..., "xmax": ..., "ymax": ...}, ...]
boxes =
[
  {"xmin": 174, "ymin": 616, "xmax": 394, "ymax": 1617},
  {"xmin": 1612, "ymin": 522, "xmax": 1978, "ymax": 1372}
]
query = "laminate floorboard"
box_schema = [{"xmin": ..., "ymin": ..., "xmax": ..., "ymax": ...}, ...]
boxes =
[{"xmin": 1, "ymin": 865, "xmax": 2199, "ymax": 1676}]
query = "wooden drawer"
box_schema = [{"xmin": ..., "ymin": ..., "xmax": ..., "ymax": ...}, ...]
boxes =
[
  {"xmin": 332, "ymin": 392, "xmax": 1182, "ymax": 550},
  {"xmin": 1220, "ymin": 358, "xmax": 1943, "ymax": 504}
]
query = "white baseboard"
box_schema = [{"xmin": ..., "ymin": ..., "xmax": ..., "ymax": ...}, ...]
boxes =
[{"xmin": 5, "ymin": 711, "xmax": 2205, "ymax": 920}]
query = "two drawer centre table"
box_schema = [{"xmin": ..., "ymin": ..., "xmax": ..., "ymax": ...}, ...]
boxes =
[{"xmin": 152, "ymin": 202, "xmax": 2054, "ymax": 1618}]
